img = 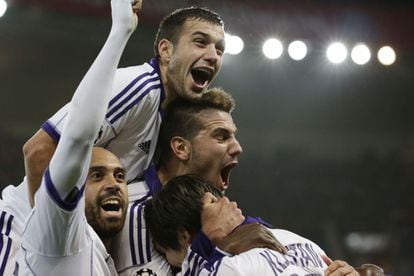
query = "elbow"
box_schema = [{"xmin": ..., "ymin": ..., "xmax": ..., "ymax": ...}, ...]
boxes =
[{"xmin": 23, "ymin": 129, "xmax": 57, "ymax": 164}]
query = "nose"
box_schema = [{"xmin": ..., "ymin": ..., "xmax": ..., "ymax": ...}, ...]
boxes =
[
  {"xmin": 229, "ymin": 137, "xmax": 243, "ymax": 157},
  {"xmin": 104, "ymin": 183, "xmax": 120, "ymax": 194},
  {"xmin": 204, "ymin": 44, "xmax": 220, "ymax": 65}
]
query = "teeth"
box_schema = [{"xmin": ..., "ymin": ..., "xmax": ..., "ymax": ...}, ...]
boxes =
[{"xmin": 102, "ymin": 199, "xmax": 120, "ymax": 205}]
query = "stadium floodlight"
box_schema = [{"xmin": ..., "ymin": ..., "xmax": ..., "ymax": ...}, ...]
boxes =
[
  {"xmin": 262, "ymin": 38, "xmax": 283, "ymax": 59},
  {"xmin": 0, "ymin": 0, "xmax": 7, "ymax": 18},
  {"xmin": 351, "ymin": 44, "xmax": 371, "ymax": 65},
  {"xmin": 225, "ymin": 33, "xmax": 244, "ymax": 55},
  {"xmin": 288, "ymin": 40, "xmax": 308, "ymax": 61},
  {"xmin": 377, "ymin": 46, "xmax": 396, "ymax": 66},
  {"xmin": 326, "ymin": 42, "xmax": 347, "ymax": 64}
]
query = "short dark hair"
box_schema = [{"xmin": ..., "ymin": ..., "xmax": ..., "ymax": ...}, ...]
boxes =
[
  {"xmin": 157, "ymin": 87, "xmax": 235, "ymax": 165},
  {"xmin": 144, "ymin": 174, "xmax": 222, "ymax": 250},
  {"xmin": 153, "ymin": 6, "xmax": 224, "ymax": 57}
]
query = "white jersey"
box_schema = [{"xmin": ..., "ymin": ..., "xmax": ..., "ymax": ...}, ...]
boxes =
[
  {"xmin": 183, "ymin": 229, "xmax": 328, "ymax": 276},
  {"xmin": 18, "ymin": 1, "xmax": 135, "ymax": 274},
  {"xmin": 112, "ymin": 165, "xmax": 173, "ymax": 276},
  {"xmin": 19, "ymin": 172, "xmax": 117, "ymax": 276},
  {"xmin": 42, "ymin": 58, "xmax": 165, "ymax": 184},
  {"xmin": 0, "ymin": 180, "xmax": 32, "ymax": 275}
]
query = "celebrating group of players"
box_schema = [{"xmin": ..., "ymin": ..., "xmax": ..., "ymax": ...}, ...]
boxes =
[{"xmin": 0, "ymin": 0, "xmax": 383, "ymax": 275}]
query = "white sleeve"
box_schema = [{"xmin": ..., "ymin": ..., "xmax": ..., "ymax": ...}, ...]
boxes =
[{"xmin": 47, "ymin": 0, "xmax": 136, "ymax": 200}]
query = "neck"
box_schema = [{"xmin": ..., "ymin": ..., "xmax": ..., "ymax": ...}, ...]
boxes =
[
  {"xmin": 157, "ymin": 159, "xmax": 183, "ymax": 186},
  {"xmin": 102, "ymin": 237, "xmax": 112, "ymax": 253},
  {"xmin": 159, "ymin": 59, "xmax": 177, "ymax": 110}
]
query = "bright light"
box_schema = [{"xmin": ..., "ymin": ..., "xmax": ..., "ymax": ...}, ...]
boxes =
[
  {"xmin": 224, "ymin": 33, "xmax": 244, "ymax": 55},
  {"xmin": 377, "ymin": 46, "xmax": 396, "ymax": 66},
  {"xmin": 263, "ymin": 38, "xmax": 283, "ymax": 59},
  {"xmin": 288, "ymin": 40, "xmax": 308, "ymax": 61},
  {"xmin": 0, "ymin": 0, "xmax": 7, "ymax": 18},
  {"xmin": 326, "ymin": 42, "xmax": 347, "ymax": 64},
  {"xmin": 351, "ymin": 44, "xmax": 371, "ymax": 65}
]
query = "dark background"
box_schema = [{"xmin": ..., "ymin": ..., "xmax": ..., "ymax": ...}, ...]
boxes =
[{"xmin": 1, "ymin": 0, "xmax": 413, "ymax": 274}]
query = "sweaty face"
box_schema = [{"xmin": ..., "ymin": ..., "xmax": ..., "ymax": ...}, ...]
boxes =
[
  {"xmin": 85, "ymin": 148, "xmax": 128, "ymax": 239},
  {"xmin": 165, "ymin": 19, "xmax": 225, "ymax": 100},
  {"xmin": 183, "ymin": 110, "xmax": 243, "ymax": 191}
]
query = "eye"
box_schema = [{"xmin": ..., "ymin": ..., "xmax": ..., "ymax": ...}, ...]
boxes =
[
  {"xmin": 194, "ymin": 38, "xmax": 206, "ymax": 46},
  {"xmin": 115, "ymin": 171, "xmax": 125, "ymax": 181},
  {"xmin": 90, "ymin": 171, "xmax": 103, "ymax": 180}
]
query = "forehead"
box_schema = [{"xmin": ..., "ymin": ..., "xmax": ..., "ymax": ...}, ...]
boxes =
[
  {"xmin": 90, "ymin": 147, "xmax": 123, "ymax": 169},
  {"xmin": 179, "ymin": 18, "xmax": 225, "ymax": 40},
  {"xmin": 197, "ymin": 109, "xmax": 236, "ymax": 132}
]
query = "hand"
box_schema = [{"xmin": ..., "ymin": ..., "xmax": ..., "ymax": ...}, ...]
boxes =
[
  {"xmin": 201, "ymin": 192, "xmax": 244, "ymax": 244},
  {"xmin": 355, "ymin": 264, "xmax": 385, "ymax": 276},
  {"xmin": 111, "ymin": 0, "xmax": 142, "ymax": 33},
  {"xmin": 323, "ymin": 256, "xmax": 360, "ymax": 276},
  {"xmin": 215, "ymin": 223, "xmax": 287, "ymax": 255}
]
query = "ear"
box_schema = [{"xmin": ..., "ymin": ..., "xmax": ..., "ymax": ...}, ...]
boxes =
[
  {"xmin": 158, "ymin": 38, "xmax": 173, "ymax": 63},
  {"xmin": 170, "ymin": 136, "xmax": 191, "ymax": 161},
  {"xmin": 177, "ymin": 228, "xmax": 192, "ymax": 246}
]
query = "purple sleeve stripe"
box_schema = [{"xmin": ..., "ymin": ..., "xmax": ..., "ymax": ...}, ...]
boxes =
[
  {"xmin": 190, "ymin": 255, "xmax": 201, "ymax": 276},
  {"xmin": 128, "ymin": 200, "xmax": 139, "ymax": 265},
  {"xmin": 107, "ymin": 75, "xmax": 159, "ymax": 118},
  {"xmin": 44, "ymin": 168, "xmax": 84, "ymax": 211},
  {"xmin": 42, "ymin": 121, "xmax": 61, "ymax": 142},
  {"xmin": 0, "ymin": 236, "xmax": 12, "ymax": 275},
  {"xmin": 109, "ymin": 84, "xmax": 161, "ymax": 124},
  {"xmin": 211, "ymin": 258, "xmax": 224, "ymax": 276},
  {"xmin": 108, "ymin": 70, "xmax": 157, "ymax": 108},
  {"xmin": 137, "ymin": 203, "xmax": 145, "ymax": 264},
  {"xmin": 128, "ymin": 193, "xmax": 151, "ymax": 265},
  {"xmin": 0, "ymin": 212, "xmax": 5, "ymax": 234}
]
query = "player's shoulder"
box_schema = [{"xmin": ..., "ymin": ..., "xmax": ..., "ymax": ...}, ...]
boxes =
[
  {"xmin": 115, "ymin": 63, "xmax": 156, "ymax": 78},
  {"xmin": 269, "ymin": 228, "xmax": 314, "ymax": 245}
]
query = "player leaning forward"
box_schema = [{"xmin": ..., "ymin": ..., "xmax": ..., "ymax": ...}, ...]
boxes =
[{"xmin": 17, "ymin": 0, "xmax": 138, "ymax": 274}]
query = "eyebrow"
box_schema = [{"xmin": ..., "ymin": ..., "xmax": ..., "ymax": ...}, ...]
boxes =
[{"xmin": 88, "ymin": 166, "xmax": 125, "ymax": 174}]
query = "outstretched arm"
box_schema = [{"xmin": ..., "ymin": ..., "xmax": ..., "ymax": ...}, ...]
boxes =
[
  {"xmin": 49, "ymin": 0, "xmax": 140, "ymax": 198},
  {"xmin": 23, "ymin": 0, "xmax": 142, "ymax": 205}
]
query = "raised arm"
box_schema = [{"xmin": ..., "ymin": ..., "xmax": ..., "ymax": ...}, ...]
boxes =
[
  {"xmin": 48, "ymin": 0, "xmax": 139, "ymax": 198},
  {"xmin": 23, "ymin": 0, "xmax": 141, "ymax": 206}
]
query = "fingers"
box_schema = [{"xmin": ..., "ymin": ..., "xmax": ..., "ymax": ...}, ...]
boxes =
[
  {"xmin": 131, "ymin": 0, "xmax": 142, "ymax": 14},
  {"xmin": 325, "ymin": 260, "xmax": 359, "ymax": 276},
  {"xmin": 323, "ymin": 255, "xmax": 333, "ymax": 265}
]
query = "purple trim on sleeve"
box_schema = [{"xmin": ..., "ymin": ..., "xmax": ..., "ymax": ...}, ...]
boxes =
[
  {"xmin": 109, "ymin": 84, "xmax": 162, "ymax": 124},
  {"xmin": 42, "ymin": 121, "xmax": 61, "ymax": 142},
  {"xmin": 137, "ymin": 203, "xmax": 145, "ymax": 264},
  {"xmin": 128, "ymin": 193, "xmax": 152, "ymax": 265},
  {"xmin": 44, "ymin": 168, "xmax": 85, "ymax": 211},
  {"xmin": 107, "ymin": 75, "xmax": 159, "ymax": 118},
  {"xmin": 108, "ymin": 70, "xmax": 157, "ymax": 108}
]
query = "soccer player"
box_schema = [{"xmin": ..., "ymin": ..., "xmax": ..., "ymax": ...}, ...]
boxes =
[
  {"xmin": 17, "ymin": 0, "xmax": 137, "ymax": 274},
  {"xmin": 145, "ymin": 174, "xmax": 361, "ymax": 276},
  {"xmin": 111, "ymin": 88, "xmax": 284, "ymax": 275},
  {"xmin": 23, "ymin": 4, "xmax": 227, "ymax": 208}
]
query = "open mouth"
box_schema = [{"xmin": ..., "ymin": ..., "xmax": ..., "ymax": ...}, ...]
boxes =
[
  {"xmin": 220, "ymin": 162, "xmax": 237, "ymax": 190},
  {"xmin": 191, "ymin": 67, "xmax": 213, "ymax": 90},
  {"xmin": 100, "ymin": 197, "xmax": 123, "ymax": 215}
]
